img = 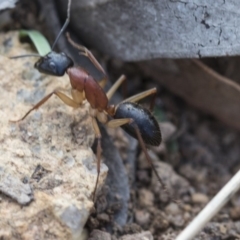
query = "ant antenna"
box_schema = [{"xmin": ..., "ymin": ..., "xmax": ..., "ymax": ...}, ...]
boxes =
[
  {"xmin": 51, "ymin": 0, "xmax": 72, "ymax": 50},
  {"xmin": 9, "ymin": 53, "xmax": 41, "ymax": 59}
]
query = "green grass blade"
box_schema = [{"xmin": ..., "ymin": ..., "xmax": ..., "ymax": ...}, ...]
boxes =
[{"xmin": 19, "ymin": 30, "xmax": 51, "ymax": 56}]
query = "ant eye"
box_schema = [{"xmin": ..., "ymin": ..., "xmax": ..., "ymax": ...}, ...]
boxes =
[{"xmin": 49, "ymin": 62, "xmax": 56, "ymax": 71}]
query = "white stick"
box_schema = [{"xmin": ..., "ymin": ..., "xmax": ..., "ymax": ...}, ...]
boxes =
[{"xmin": 176, "ymin": 168, "xmax": 240, "ymax": 240}]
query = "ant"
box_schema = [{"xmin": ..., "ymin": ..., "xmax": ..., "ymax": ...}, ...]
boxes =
[{"xmin": 10, "ymin": 0, "xmax": 166, "ymax": 201}]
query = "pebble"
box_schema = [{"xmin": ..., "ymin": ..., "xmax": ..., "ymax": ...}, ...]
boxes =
[
  {"xmin": 219, "ymin": 224, "xmax": 227, "ymax": 234},
  {"xmin": 191, "ymin": 193, "xmax": 209, "ymax": 204},
  {"xmin": 183, "ymin": 212, "xmax": 191, "ymax": 221},
  {"xmin": 183, "ymin": 204, "xmax": 192, "ymax": 211},
  {"xmin": 97, "ymin": 213, "xmax": 110, "ymax": 222},
  {"xmin": 88, "ymin": 230, "xmax": 111, "ymax": 240},
  {"xmin": 150, "ymin": 211, "xmax": 169, "ymax": 231},
  {"xmin": 169, "ymin": 214, "xmax": 185, "ymax": 227},
  {"xmin": 230, "ymin": 206, "xmax": 240, "ymax": 220},
  {"xmin": 120, "ymin": 231, "xmax": 153, "ymax": 240},
  {"xmin": 165, "ymin": 203, "xmax": 180, "ymax": 215},
  {"xmin": 135, "ymin": 210, "xmax": 150, "ymax": 226},
  {"xmin": 138, "ymin": 189, "xmax": 154, "ymax": 207},
  {"xmin": 159, "ymin": 122, "xmax": 177, "ymax": 141}
]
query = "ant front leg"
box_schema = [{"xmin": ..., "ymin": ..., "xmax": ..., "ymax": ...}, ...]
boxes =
[
  {"xmin": 66, "ymin": 33, "xmax": 107, "ymax": 88},
  {"xmin": 106, "ymin": 118, "xmax": 133, "ymax": 128},
  {"xmin": 10, "ymin": 89, "xmax": 79, "ymax": 123}
]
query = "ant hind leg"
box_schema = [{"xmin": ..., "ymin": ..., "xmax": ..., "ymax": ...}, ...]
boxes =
[
  {"xmin": 106, "ymin": 117, "xmax": 169, "ymax": 197},
  {"xmin": 132, "ymin": 123, "xmax": 167, "ymax": 191},
  {"xmin": 121, "ymin": 88, "xmax": 157, "ymax": 111},
  {"xmin": 91, "ymin": 117, "xmax": 103, "ymax": 201}
]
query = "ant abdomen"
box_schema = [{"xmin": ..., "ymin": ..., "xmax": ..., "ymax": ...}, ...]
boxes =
[{"xmin": 114, "ymin": 102, "xmax": 162, "ymax": 146}]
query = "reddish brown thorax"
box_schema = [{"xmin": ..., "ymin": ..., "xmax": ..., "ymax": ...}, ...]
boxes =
[{"xmin": 67, "ymin": 67, "xmax": 108, "ymax": 111}]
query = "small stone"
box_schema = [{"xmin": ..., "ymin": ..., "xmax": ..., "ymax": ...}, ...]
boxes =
[
  {"xmin": 135, "ymin": 210, "xmax": 150, "ymax": 227},
  {"xmin": 138, "ymin": 151, "xmax": 162, "ymax": 170},
  {"xmin": 122, "ymin": 223, "xmax": 142, "ymax": 235},
  {"xmin": 89, "ymin": 230, "xmax": 111, "ymax": 240},
  {"xmin": 15, "ymin": 149, "xmax": 25, "ymax": 157},
  {"xmin": 150, "ymin": 159, "xmax": 190, "ymax": 203},
  {"xmin": 138, "ymin": 152, "xmax": 151, "ymax": 169},
  {"xmin": 183, "ymin": 204, "xmax": 192, "ymax": 212},
  {"xmin": 192, "ymin": 193, "xmax": 209, "ymax": 204},
  {"xmin": 151, "ymin": 142, "xmax": 166, "ymax": 155},
  {"xmin": 165, "ymin": 203, "xmax": 180, "ymax": 215},
  {"xmin": 87, "ymin": 217, "xmax": 99, "ymax": 229},
  {"xmin": 120, "ymin": 231, "xmax": 153, "ymax": 240},
  {"xmin": 97, "ymin": 213, "xmax": 110, "ymax": 222},
  {"xmin": 138, "ymin": 189, "xmax": 154, "ymax": 207},
  {"xmin": 137, "ymin": 170, "xmax": 150, "ymax": 184},
  {"xmin": 230, "ymin": 206, "xmax": 240, "ymax": 220},
  {"xmin": 152, "ymin": 217, "xmax": 169, "ymax": 230},
  {"xmin": 159, "ymin": 122, "xmax": 177, "ymax": 142},
  {"xmin": 111, "ymin": 236, "xmax": 118, "ymax": 240},
  {"xmin": 183, "ymin": 212, "xmax": 191, "ymax": 221},
  {"xmin": 219, "ymin": 224, "xmax": 227, "ymax": 234},
  {"xmin": 234, "ymin": 221, "xmax": 240, "ymax": 232},
  {"xmin": 169, "ymin": 214, "xmax": 185, "ymax": 227},
  {"xmin": 150, "ymin": 211, "xmax": 169, "ymax": 231}
]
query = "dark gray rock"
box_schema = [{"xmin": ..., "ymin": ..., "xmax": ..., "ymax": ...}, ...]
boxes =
[
  {"xmin": 0, "ymin": 0, "xmax": 18, "ymax": 10},
  {"xmin": 58, "ymin": 0, "xmax": 240, "ymax": 60}
]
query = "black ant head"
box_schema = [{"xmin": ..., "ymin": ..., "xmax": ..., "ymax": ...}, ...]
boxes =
[{"xmin": 34, "ymin": 51, "xmax": 74, "ymax": 76}]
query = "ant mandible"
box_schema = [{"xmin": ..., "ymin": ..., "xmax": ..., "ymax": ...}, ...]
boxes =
[{"xmin": 11, "ymin": 0, "xmax": 166, "ymax": 200}]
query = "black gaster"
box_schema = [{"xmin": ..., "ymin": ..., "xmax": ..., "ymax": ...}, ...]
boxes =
[
  {"xmin": 34, "ymin": 52, "xmax": 73, "ymax": 76},
  {"xmin": 114, "ymin": 102, "xmax": 161, "ymax": 146}
]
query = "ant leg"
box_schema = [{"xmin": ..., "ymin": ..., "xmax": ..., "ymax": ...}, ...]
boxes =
[
  {"xmin": 149, "ymin": 91, "xmax": 157, "ymax": 112},
  {"xmin": 10, "ymin": 90, "xmax": 79, "ymax": 123},
  {"xmin": 106, "ymin": 75, "xmax": 126, "ymax": 100},
  {"xmin": 92, "ymin": 117, "xmax": 102, "ymax": 201},
  {"xmin": 106, "ymin": 118, "xmax": 132, "ymax": 128},
  {"xmin": 98, "ymin": 77, "xmax": 108, "ymax": 88},
  {"xmin": 66, "ymin": 33, "xmax": 106, "ymax": 76},
  {"xmin": 106, "ymin": 118, "xmax": 169, "ymax": 195},
  {"xmin": 121, "ymin": 88, "xmax": 157, "ymax": 111},
  {"xmin": 71, "ymin": 89, "xmax": 85, "ymax": 104},
  {"xmin": 91, "ymin": 117, "xmax": 132, "ymax": 200},
  {"xmin": 66, "ymin": 32, "xmax": 108, "ymax": 88},
  {"xmin": 131, "ymin": 123, "xmax": 169, "ymax": 194}
]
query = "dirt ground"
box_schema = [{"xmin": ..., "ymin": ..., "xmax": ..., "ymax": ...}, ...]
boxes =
[
  {"xmin": 2, "ymin": 1, "xmax": 240, "ymax": 240},
  {"xmin": 87, "ymin": 59, "xmax": 240, "ymax": 240}
]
